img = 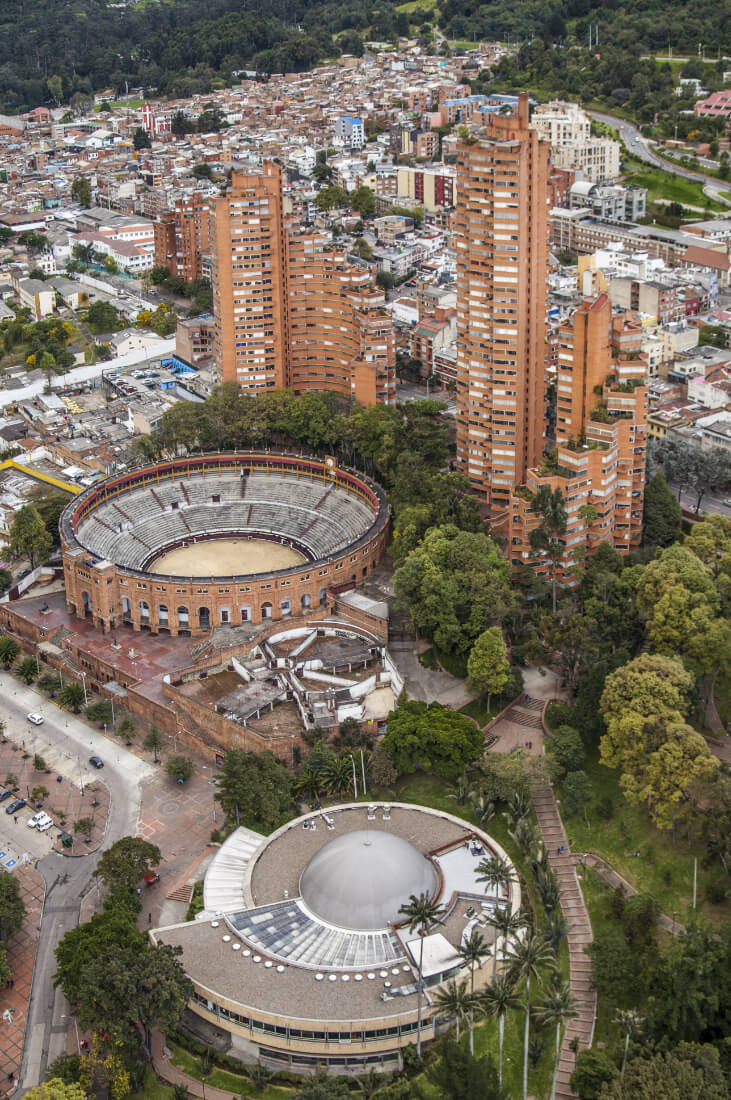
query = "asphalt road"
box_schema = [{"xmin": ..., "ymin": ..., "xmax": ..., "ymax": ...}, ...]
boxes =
[
  {"xmin": 589, "ymin": 110, "xmax": 731, "ymax": 203},
  {"xmin": 674, "ymin": 486, "xmax": 731, "ymax": 518},
  {"xmin": 0, "ymin": 676, "xmax": 153, "ymax": 1091}
]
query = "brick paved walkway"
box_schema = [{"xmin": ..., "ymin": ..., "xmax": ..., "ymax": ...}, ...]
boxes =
[
  {"xmin": 532, "ymin": 785, "xmax": 596, "ymax": 1100},
  {"xmin": 0, "ymin": 866, "xmax": 45, "ymax": 1094},
  {"xmin": 151, "ymin": 1032, "xmax": 245, "ymax": 1100}
]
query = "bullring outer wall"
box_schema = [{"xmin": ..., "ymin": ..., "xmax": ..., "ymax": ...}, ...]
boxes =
[{"xmin": 60, "ymin": 453, "xmax": 389, "ymax": 637}]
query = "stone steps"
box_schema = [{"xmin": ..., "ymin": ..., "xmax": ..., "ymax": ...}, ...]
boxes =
[{"xmin": 532, "ymin": 781, "xmax": 597, "ymax": 1099}]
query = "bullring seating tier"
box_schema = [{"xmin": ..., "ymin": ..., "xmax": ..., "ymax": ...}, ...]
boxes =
[{"xmin": 75, "ymin": 469, "xmax": 378, "ymax": 576}]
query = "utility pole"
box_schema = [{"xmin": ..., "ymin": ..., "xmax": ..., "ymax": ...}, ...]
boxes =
[
  {"xmin": 360, "ymin": 749, "xmax": 367, "ymax": 796},
  {"xmin": 350, "ymin": 754, "xmax": 358, "ymax": 798}
]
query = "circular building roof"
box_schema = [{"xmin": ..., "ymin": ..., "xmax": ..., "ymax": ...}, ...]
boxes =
[{"xmin": 299, "ymin": 830, "xmax": 438, "ymax": 931}]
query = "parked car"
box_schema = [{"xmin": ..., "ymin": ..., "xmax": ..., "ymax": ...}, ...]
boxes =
[
  {"xmin": 0, "ymin": 789, "xmax": 12, "ymax": 803},
  {"xmin": 28, "ymin": 811, "xmax": 52, "ymax": 830},
  {"xmin": 26, "ymin": 713, "xmax": 44, "ymax": 726},
  {"xmin": 6, "ymin": 798, "xmax": 26, "ymax": 815},
  {"xmin": 89, "ymin": 756, "xmax": 104, "ymax": 769}
]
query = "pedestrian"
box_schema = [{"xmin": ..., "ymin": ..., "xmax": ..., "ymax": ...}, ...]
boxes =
[
  {"xmin": 136, "ymin": 887, "xmax": 141, "ymax": 896},
  {"xmin": 9, "ymin": 979, "xmax": 14, "ymax": 989},
  {"xmin": 148, "ymin": 912, "xmax": 152, "ymax": 924},
  {"xmin": 13, "ymin": 816, "xmax": 17, "ymax": 824}
]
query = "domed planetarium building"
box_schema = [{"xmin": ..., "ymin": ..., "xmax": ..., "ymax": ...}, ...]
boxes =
[{"xmin": 152, "ymin": 802, "xmax": 520, "ymax": 1074}]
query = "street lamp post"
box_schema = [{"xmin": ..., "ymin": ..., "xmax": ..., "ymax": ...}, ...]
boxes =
[
  {"xmin": 81, "ymin": 672, "xmax": 88, "ymax": 707},
  {"xmin": 350, "ymin": 754, "xmax": 358, "ymax": 799}
]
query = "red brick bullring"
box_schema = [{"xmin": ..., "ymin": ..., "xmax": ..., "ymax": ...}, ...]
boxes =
[{"xmin": 60, "ymin": 453, "xmax": 389, "ymax": 638}]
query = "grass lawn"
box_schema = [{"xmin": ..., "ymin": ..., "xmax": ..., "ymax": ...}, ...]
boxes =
[
  {"xmin": 575, "ymin": 865, "xmax": 616, "ymax": 1045},
  {"xmin": 459, "ymin": 698, "xmax": 502, "ymax": 727},
  {"xmin": 623, "ymin": 161, "xmax": 726, "ymax": 211},
  {"xmin": 168, "ymin": 1042, "xmax": 292, "ymax": 1099},
  {"xmin": 559, "ymin": 748, "xmax": 728, "ymax": 928}
]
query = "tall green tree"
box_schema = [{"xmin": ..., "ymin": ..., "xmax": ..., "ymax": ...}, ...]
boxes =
[
  {"xmin": 507, "ymin": 930, "xmax": 555, "ymax": 1100},
  {"xmin": 71, "ymin": 177, "xmax": 92, "ymax": 208},
  {"xmin": 93, "ymin": 837, "xmax": 161, "ymax": 892},
  {"xmin": 467, "ymin": 628, "xmax": 510, "ymax": 711},
  {"xmin": 8, "ymin": 502, "xmax": 52, "ymax": 568},
  {"xmin": 642, "ymin": 472, "xmax": 682, "ymax": 547},
  {"xmin": 0, "ymin": 873, "xmax": 25, "ymax": 941},
  {"xmin": 536, "ymin": 982, "xmax": 578, "ymax": 1100},
  {"xmin": 55, "ymin": 908, "xmax": 147, "ymax": 1008},
  {"xmin": 417, "ymin": 1038, "xmax": 505, "ymax": 1100},
  {"xmin": 529, "ymin": 486, "xmax": 568, "ymax": 613},
  {"xmin": 457, "ymin": 928, "xmax": 489, "ymax": 1054},
  {"xmin": 215, "ymin": 749, "xmax": 294, "ymax": 832},
  {"xmin": 395, "ymin": 524, "xmax": 512, "ymax": 656},
  {"xmin": 433, "ymin": 977, "xmax": 472, "ymax": 1042},
  {"xmin": 479, "ymin": 976, "xmax": 521, "ymax": 1088},
  {"xmin": 399, "ymin": 892, "xmax": 445, "ymax": 1056},
  {"xmin": 381, "ymin": 700, "xmax": 484, "ymax": 779}
]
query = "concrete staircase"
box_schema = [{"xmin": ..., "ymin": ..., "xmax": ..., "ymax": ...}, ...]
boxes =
[{"xmin": 532, "ymin": 784, "xmax": 596, "ymax": 1098}]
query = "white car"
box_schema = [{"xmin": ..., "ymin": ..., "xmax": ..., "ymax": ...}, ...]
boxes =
[
  {"xmin": 26, "ymin": 713, "xmax": 44, "ymax": 726},
  {"xmin": 28, "ymin": 811, "xmax": 52, "ymax": 830}
]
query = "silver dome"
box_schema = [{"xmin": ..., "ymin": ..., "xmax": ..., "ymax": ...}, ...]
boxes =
[{"xmin": 299, "ymin": 830, "xmax": 438, "ymax": 931}]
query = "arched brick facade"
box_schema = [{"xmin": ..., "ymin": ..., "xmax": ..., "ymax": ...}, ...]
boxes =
[{"xmin": 60, "ymin": 453, "xmax": 389, "ymax": 637}]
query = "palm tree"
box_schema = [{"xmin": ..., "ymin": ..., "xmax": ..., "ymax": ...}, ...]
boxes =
[
  {"xmin": 432, "ymin": 977, "xmax": 472, "ymax": 1042},
  {"xmin": 529, "ymin": 484, "xmax": 568, "ymax": 614},
  {"xmin": 470, "ymin": 789, "xmax": 496, "ymax": 829},
  {"xmin": 507, "ymin": 930, "xmax": 556, "ymax": 1100},
  {"xmin": 535, "ymin": 868, "xmax": 562, "ymax": 917},
  {"xmin": 449, "ymin": 771, "xmax": 472, "ymax": 806},
  {"xmin": 486, "ymin": 907, "xmax": 525, "ymax": 980},
  {"xmin": 505, "ymin": 790, "xmax": 531, "ymax": 828},
  {"xmin": 542, "ymin": 913, "xmax": 570, "ymax": 957},
  {"xmin": 399, "ymin": 892, "xmax": 444, "ymax": 1057},
  {"xmin": 323, "ymin": 754, "xmax": 352, "ymax": 796},
  {"xmin": 509, "ymin": 816, "xmax": 537, "ymax": 858},
  {"xmin": 479, "ymin": 976, "xmax": 521, "ymax": 1088},
  {"xmin": 535, "ymin": 982, "xmax": 578, "ymax": 1100},
  {"xmin": 456, "ymin": 927, "xmax": 489, "ymax": 1054},
  {"xmin": 293, "ymin": 766, "xmax": 322, "ymax": 802},
  {"xmin": 476, "ymin": 855, "xmax": 516, "ymax": 899},
  {"xmin": 615, "ymin": 1008, "xmax": 644, "ymax": 1078}
]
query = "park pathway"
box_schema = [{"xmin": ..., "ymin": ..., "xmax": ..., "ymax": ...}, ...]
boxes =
[{"xmin": 532, "ymin": 784, "xmax": 596, "ymax": 1099}]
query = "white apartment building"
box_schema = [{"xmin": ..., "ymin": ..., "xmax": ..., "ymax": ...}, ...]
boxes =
[{"xmin": 533, "ymin": 100, "xmax": 621, "ymax": 182}]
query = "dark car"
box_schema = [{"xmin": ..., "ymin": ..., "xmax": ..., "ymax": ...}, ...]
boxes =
[
  {"xmin": 89, "ymin": 756, "xmax": 104, "ymax": 769},
  {"xmin": 0, "ymin": 789, "xmax": 12, "ymax": 803},
  {"xmin": 6, "ymin": 798, "xmax": 26, "ymax": 815}
]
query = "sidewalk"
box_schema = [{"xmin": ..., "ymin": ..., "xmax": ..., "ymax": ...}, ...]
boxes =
[
  {"xmin": 150, "ymin": 1032, "xmax": 247, "ymax": 1100},
  {"xmin": 0, "ymin": 866, "xmax": 45, "ymax": 1094}
]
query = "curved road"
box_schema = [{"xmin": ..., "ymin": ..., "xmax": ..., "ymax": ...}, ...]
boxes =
[
  {"xmin": 589, "ymin": 110, "xmax": 731, "ymax": 205},
  {"xmin": 0, "ymin": 674, "xmax": 153, "ymax": 1092}
]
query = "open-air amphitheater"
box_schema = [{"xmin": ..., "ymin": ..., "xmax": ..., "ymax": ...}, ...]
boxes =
[{"xmin": 60, "ymin": 453, "xmax": 389, "ymax": 636}]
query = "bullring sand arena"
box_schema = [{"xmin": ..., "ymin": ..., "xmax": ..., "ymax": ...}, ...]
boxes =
[{"xmin": 151, "ymin": 538, "xmax": 306, "ymax": 577}]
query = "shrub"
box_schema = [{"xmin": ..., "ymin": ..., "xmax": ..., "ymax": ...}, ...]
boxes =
[
  {"xmin": 544, "ymin": 701, "xmax": 574, "ymax": 731},
  {"xmin": 596, "ymin": 796, "xmax": 614, "ymax": 822},
  {"xmin": 32, "ymin": 754, "xmax": 47, "ymax": 772}
]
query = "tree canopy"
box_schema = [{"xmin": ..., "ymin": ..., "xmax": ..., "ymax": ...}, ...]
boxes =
[
  {"xmin": 381, "ymin": 699, "xmax": 484, "ymax": 779},
  {"xmin": 395, "ymin": 524, "xmax": 512, "ymax": 656},
  {"xmin": 93, "ymin": 837, "xmax": 161, "ymax": 892},
  {"xmin": 215, "ymin": 749, "xmax": 294, "ymax": 832},
  {"xmin": 8, "ymin": 503, "xmax": 52, "ymax": 568}
]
